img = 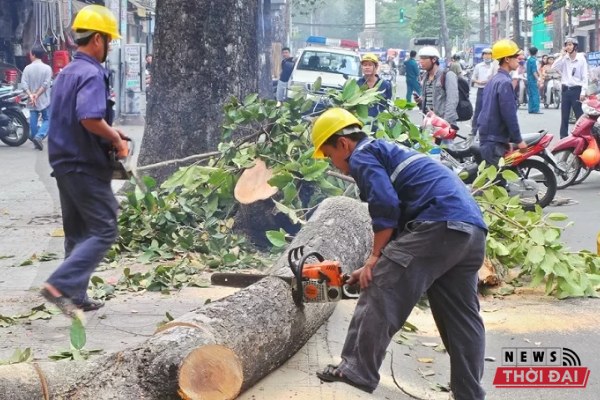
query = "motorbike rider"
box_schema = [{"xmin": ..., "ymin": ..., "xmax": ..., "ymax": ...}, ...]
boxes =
[
  {"xmin": 415, "ymin": 46, "xmax": 459, "ymax": 127},
  {"xmin": 449, "ymin": 53, "xmax": 463, "ymax": 76},
  {"xmin": 357, "ymin": 53, "xmax": 393, "ymax": 119},
  {"xmin": 311, "ymin": 107, "xmax": 487, "ymax": 400},
  {"xmin": 477, "ymin": 39, "xmax": 527, "ymax": 185},
  {"xmin": 470, "ymin": 48, "xmax": 494, "ymax": 135},
  {"xmin": 551, "ymin": 37, "xmax": 589, "ymax": 138}
]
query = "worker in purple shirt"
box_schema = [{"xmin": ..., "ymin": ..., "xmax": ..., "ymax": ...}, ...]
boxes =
[{"xmin": 41, "ymin": 5, "xmax": 128, "ymax": 318}]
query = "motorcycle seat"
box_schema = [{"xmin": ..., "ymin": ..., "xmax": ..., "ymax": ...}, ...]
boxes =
[{"xmin": 521, "ymin": 131, "xmax": 547, "ymax": 146}]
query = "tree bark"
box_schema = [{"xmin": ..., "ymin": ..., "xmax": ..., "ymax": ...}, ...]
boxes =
[
  {"xmin": 512, "ymin": 0, "xmax": 521, "ymax": 48},
  {"xmin": 439, "ymin": 0, "xmax": 451, "ymax": 63},
  {"xmin": 0, "ymin": 197, "xmax": 373, "ymax": 400},
  {"xmin": 479, "ymin": 0, "xmax": 485, "ymax": 43},
  {"xmin": 138, "ymin": 0, "xmax": 266, "ymax": 182}
]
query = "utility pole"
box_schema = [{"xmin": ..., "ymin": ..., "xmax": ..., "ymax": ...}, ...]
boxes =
[
  {"xmin": 439, "ymin": 0, "xmax": 451, "ymax": 61},
  {"xmin": 523, "ymin": 1, "xmax": 528, "ymax": 51},
  {"xmin": 512, "ymin": 0, "xmax": 521, "ymax": 47},
  {"xmin": 480, "ymin": 0, "xmax": 485, "ymax": 43}
]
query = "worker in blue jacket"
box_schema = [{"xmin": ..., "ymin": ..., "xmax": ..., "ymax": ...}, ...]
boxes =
[
  {"xmin": 311, "ymin": 107, "xmax": 487, "ymax": 400},
  {"xmin": 477, "ymin": 39, "xmax": 527, "ymax": 177},
  {"xmin": 357, "ymin": 53, "xmax": 393, "ymax": 119},
  {"xmin": 403, "ymin": 50, "xmax": 421, "ymax": 102},
  {"xmin": 526, "ymin": 46, "xmax": 542, "ymax": 114}
]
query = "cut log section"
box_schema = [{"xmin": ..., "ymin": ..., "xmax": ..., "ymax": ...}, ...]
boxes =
[
  {"xmin": 478, "ymin": 258, "xmax": 507, "ymax": 287},
  {"xmin": 233, "ymin": 159, "xmax": 278, "ymax": 204},
  {"xmin": 0, "ymin": 196, "xmax": 373, "ymax": 400}
]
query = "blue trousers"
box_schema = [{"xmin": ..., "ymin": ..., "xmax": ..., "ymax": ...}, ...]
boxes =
[
  {"xmin": 337, "ymin": 221, "xmax": 487, "ymax": 400},
  {"xmin": 560, "ymin": 85, "xmax": 583, "ymax": 138},
  {"xmin": 47, "ymin": 173, "xmax": 118, "ymax": 303},
  {"xmin": 406, "ymin": 78, "xmax": 421, "ymax": 102},
  {"xmin": 527, "ymin": 80, "xmax": 540, "ymax": 113},
  {"xmin": 29, "ymin": 107, "xmax": 50, "ymax": 140}
]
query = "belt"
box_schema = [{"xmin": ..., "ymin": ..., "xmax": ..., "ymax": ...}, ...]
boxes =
[{"xmin": 562, "ymin": 85, "xmax": 582, "ymax": 91}]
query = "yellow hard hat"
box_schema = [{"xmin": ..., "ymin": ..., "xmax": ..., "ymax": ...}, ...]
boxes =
[
  {"xmin": 72, "ymin": 5, "xmax": 121, "ymax": 40},
  {"xmin": 311, "ymin": 108, "xmax": 363, "ymax": 158},
  {"xmin": 361, "ymin": 53, "xmax": 379, "ymax": 65},
  {"xmin": 491, "ymin": 39, "xmax": 520, "ymax": 61}
]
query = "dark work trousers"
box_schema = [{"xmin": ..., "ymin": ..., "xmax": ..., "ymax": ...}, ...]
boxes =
[
  {"xmin": 337, "ymin": 221, "xmax": 487, "ymax": 400},
  {"xmin": 560, "ymin": 85, "xmax": 583, "ymax": 138},
  {"xmin": 480, "ymin": 141, "xmax": 509, "ymax": 187},
  {"xmin": 47, "ymin": 173, "xmax": 118, "ymax": 303},
  {"xmin": 471, "ymin": 88, "xmax": 485, "ymax": 135}
]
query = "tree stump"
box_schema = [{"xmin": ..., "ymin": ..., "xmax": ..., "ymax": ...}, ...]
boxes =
[{"xmin": 0, "ymin": 197, "xmax": 373, "ymax": 399}]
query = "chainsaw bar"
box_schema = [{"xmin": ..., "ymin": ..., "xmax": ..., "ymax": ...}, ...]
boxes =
[{"xmin": 210, "ymin": 273, "xmax": 291, "ymax": 288}]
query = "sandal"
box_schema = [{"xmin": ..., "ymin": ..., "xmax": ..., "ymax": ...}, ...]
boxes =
[
  {"xmin": 40, "ymin": 287, "xmax": 84, "ymax": 321},
  {"xmin": 316, "ymin": 364, "xmax": 374, "ymax": 393}
]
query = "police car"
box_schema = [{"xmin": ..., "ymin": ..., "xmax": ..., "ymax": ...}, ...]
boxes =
[{"xmin": 287, "ymin": 36, "xmax": 362, "ymax": 96}]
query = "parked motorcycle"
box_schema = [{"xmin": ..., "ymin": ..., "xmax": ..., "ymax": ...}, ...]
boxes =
[
  {"xmin": 379, "ymin": 64, "xmax": 394, "ymax": 82},
  {"xmin": 515, "ymin": 75, "xmax": 528, "ymax": 108},
  {"xmin": 543, "ymin": 71, "xmax": 561, "ymax": 109},
  {"xmin": 551, "ymin": 95, "xmax": 600, "ymax": 189},
  {"xmin": 0, "ymin": 87, "xmax": 29, "ymax": 147},
  {"xmin": 422, "ymin": 112, "xmax": 558, "ymax": 210}
]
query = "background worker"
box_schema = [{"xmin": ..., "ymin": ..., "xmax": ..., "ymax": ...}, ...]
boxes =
[
  {"xmin": 526, "ymin": 47, "xmax": 542, "ymax": 114},
  {"xmin": 551, "ymin": 37, "xmax": 589, "ymax": 138},
  {"xmin": 404, "ymin": 50, "xmax": 421, "ymax": 103},
  {"xmin": 357, "ymin": 53, "xmax": 393, "ymax": 119},
  {"xmin": 470, "ymin": 48, "xmax": 494, "ymax": 135},
  {"xmin": 477, "ymin": 39, "xmax": 527, "ymax": 185},
  {"xmin": 312, "ymin": 107, "xmax": 487, "ymax": 400}
]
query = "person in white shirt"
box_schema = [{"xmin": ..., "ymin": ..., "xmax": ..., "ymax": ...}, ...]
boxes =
[
  {"xmin": 551, "ymin": 37, "xmax": 589, "ymax": 138},
  {"xmin": 470, "ymin": 48, "xmax": 495, "ymax": 135}
]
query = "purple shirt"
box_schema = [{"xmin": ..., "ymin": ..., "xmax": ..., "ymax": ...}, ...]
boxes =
[{"xmin": 48, "ymin": 52, "xmax": 114, "ymax": 182}]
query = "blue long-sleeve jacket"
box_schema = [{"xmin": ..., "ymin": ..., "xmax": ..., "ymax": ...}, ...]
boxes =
[
  {"xmin": 477, "ymin": 69, "xmax": 523, "ymax": 144},
  {"xmin": 404, "ymin": 58, "xmax": 420, "ymax": 83},
  {"xmin": 348, "ymin": 138, "xmax": 487, "ymax": 233}
]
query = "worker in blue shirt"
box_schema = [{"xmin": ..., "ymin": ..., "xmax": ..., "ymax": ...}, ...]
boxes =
[
  {"xmin": 478, "ymin": 39, "xmax": 527, "ymax": 177},
  {"xmin": 41, "ymin": 5, "xmax": 128, "ymax": 317},
  {"xmin": 526, "ymin": 46, "xmax": 542, "ymax": 114},
  {"xmin": 312, "ymin": 107, "xmax": 487, "ymax": 400},
  {"xmin": 403, "ymin": 50, "xmax": 421, "ymax": 102},
  {"xmin": 357, "ymin": 53, "xmax": 393, "ymax": 119}
]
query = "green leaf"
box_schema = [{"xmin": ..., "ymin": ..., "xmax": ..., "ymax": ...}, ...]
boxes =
[
  {"xmin": 529, "ymin": 228, "xmax": 546, "ymax": 245},
  {"xmin": 70, "ymin": 318, "xmax": 86, "ymax": 350},
  {"xmin": 501, "ymin": 169, "xmax": 519, "ymax": 182},
  {"xmin": 546, "ymin": 212, "xmax": 568, "ymax": 221},
  {"xmin": 526, "ymin": 245, "xmax": 546, "ymax": 264},
  {"xmin": 266, "ymin": 229, "xmax": 287, "ymax": 247},
  {"xmin": 243, "ymin": 93, "xmax": 258, "ymax": 106},
  {"xmin": 273, "ymin": 200, "xmax": 304, "ymax": 225},
  {"xmin": 268, "ymin": 172, "xmax": 294, "ymax": 188}
]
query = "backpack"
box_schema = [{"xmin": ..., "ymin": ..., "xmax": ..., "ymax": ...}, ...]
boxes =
[{"xmin": 441, "ymin": 71, "xmax": 473, "ymax": 122}]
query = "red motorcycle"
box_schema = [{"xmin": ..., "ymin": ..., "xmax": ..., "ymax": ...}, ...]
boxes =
[
  {"xmin": 422, "ymin": 112, "xmax": 558, "ymax": 209},
  {"xmin": 551, "ymin": 96, "xmax": 600, "ymax": 189}
]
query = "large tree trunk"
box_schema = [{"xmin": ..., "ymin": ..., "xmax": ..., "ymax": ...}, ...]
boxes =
[
  {"xmin": 138, "ymin": 0, "xmax": 268, "ymax": 182},
  {"xmin": 0, "ymin": 197, "xmax": 373, "ymax": 400},
  {"xmin": 438, "ymin": 0, "xmax": 451, "ymax": 63},
  {"xmin": 479, "ymin": 0, "xmax": 485, "ymax": 43}
]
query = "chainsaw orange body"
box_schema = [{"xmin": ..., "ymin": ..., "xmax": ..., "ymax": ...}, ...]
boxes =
[{"xmin": 294, "ymin": 260, "xmax": 345, "ymax": 303}]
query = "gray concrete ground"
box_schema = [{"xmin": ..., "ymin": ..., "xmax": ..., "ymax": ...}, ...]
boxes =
[{"xmin": 1, "ymin": 81, "xmax": 600, "ymax": 399}]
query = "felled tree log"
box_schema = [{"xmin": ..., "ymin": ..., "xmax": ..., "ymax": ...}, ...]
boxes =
[
  {"xmin": 0, "ymin": 196, "xmax": 372, "ymax": 400},
  {"xmin": 478, "ymin": 258, "xmax": 508, "ymax": 287}
]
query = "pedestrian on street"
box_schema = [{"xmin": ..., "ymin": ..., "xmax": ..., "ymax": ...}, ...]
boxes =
[
  {"xmin": 449, "ymin": 54, "xmax": 463, "ymax": 76},
  {"xmin": 357, "ymin": 53, "xmax": 392, "ymax": 119},
  {"xmin": 403, "ymin": 50, "xmax": 421, "ymax": 102},
  {"xmin": 311, "ymin": 107, "xmax": 488, "ymax": 400},
  {"xmin": 470, "ymin": 47, "xmax": 494, "ymax": 135},
  {"xmin": 526, "ymin": 47, "xmax": 542, "ymax": 114},
  {"xmin": 551, "ymin": 37, "xmax": 589, "ymax": 138},
  {"xmin": 415, "ymin": 46, "xmax": 459, "ymax": 126},
  {"xmin": 477, "ymin": 39, "xmax": 527, "ymax": 185},
  {"xmin": 276, "ymin": 47, "xmax": 294, "ymax": 104},
  {"xmin": 42, "ymin": 4, "xmax": 128, "ymax": 317},
  {"xmin": 21, "ymin": 45, "xmax": 53, "ymax": 151}
]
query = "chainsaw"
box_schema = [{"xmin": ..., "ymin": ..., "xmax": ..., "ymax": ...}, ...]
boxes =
[
  {"xmin": 109, "ymin": 138, "xmax": 147, "ymax": 191},
  {"xmin": 211, "ymin": 246, "xmax": 360, "ymax": 306}
]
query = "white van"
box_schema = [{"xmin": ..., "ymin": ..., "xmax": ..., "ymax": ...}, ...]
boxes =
[{"xmin": 287, "ymin": 46, "xmax": 362, "ymax": 95}]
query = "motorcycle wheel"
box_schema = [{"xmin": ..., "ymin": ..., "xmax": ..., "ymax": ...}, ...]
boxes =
[
  {"xmin": 554, "ymin": 91, "xmax": 560, "ymax": 109},
  {"xmin": 0, "ymin": 109, "xmax": 29, "ymax": 146},
  {"xmin": 572, "ymin": 165, "xmax": 592, "ymax": 185},
  {"xmin": 514, "ymin": 159, "xmax": 557, "ymax": 210},
  {"xmin": 552, "ymin": 149, "xmax": 581, "ymax": 189}
]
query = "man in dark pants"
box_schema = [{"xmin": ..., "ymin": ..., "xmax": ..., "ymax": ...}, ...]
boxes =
[
  {"xmin": 42, "ymin": 5, "xmax": 128, "ymax": 317},
  {"xmin": 478, "ymin": 39, "xmax": 527, "ymax": 182},
  {"xmin": 551, "ymin": 37, "xmax": 589, "ymax": 138},
  {"xmin": 404, "ymin": 50, "xmax": 421, "ymax": 102},
  {"xmin": 311, "ymin": 108, "xmax": 488, "ymax": 400},
  {"xmin": 471, "ymin": 47, "xmax": 495, "ymax": 135}
]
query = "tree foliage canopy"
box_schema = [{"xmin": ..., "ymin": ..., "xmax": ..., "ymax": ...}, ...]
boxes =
[{"xmin": 410, "ymin": 0, "xmax": 470, "ymax": 41}]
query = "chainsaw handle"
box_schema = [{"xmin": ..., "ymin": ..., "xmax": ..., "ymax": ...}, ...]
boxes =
[{"xmin": 288, "ymin": 246, "xmax": 324, "ymax": 306}]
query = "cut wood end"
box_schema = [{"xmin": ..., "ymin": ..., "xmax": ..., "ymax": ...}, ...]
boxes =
[
  {"xmin": 178, "ymin": 344, "xmax": 243, "ymax": 400},
  {"xmin": 478, "ymin": 258, "xmax": 501, "ymax": 287},
  {"xmin": 234, "ymin": 159, "xmax": 278, "ymax": 204}
]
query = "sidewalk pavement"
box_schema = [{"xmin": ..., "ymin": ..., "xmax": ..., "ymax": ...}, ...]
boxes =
[{"xmin": 2, "ymin": 124, "xmax": 600, "ymax": 400}]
